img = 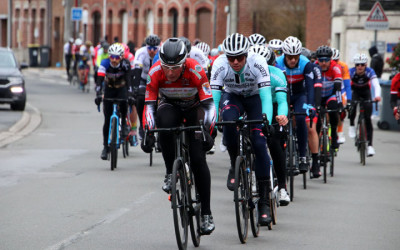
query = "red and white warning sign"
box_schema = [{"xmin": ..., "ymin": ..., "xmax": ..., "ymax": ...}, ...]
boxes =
[{"xmin": 365, "ymin": 1, "xmax": 389, "ymax": 30}]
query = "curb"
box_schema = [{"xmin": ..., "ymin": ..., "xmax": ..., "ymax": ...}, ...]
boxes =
[{"xmin": 0, "ymin": 103, "xmax": 42, "ymax": 148}]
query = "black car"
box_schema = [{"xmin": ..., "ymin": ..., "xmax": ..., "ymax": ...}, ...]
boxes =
[{"xmin": 0, "ymin": 47, "xmax": 28, "ymax": 111}]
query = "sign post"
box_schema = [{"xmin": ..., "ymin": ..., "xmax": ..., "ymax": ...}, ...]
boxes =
[{"xmin": 364, "ymin": 1, "xmax": 389, "ymax": 46}]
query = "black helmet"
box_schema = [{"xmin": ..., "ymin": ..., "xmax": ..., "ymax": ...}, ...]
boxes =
[
  {"xmin": 301, "ymin": 47, "xmax": 312, "ymax": 60},
  {"xmin": 102, "ymin": 42, "xmax": 110, "ymax": 51},
  {"xmin": 316, "ymin": 45, "xmax": 332, "ymax": 58},
  {"xmin": 159, "ymin": 38, "xmax": 187, "ymax": 65},
  {"xmin": 179, "ymin": 36, "xmax": 191, "ymax": 53},
  {"xmin": 145, "ymin": 34, "xmax": 161, "ymax": 47},
  {"xmin": 267, "ymin": 47, "xmax": 276, "ymax": 65}
]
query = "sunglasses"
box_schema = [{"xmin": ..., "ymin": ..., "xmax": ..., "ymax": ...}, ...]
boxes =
[
  {"xmin": 273, "ymin": 50, "xmax": 282, "ymax": 55},
  {"xmin": 355, "ymin": 63, "xmax": 366, "ymax": 67},
  {"xmin": 161, "ymin": 63, "xmax": 183, "ymax": 71},
  {"xmin": 286, "ymin": 54, "xmax": 300, "ymax": 61},
  {"xmin": 318, "ymin": 57, "xmax": 331, "ymax": 63},
  {"xmin": 109, "ymin": 54, "xmax": 121, "ymax": 60},
  {"xmin": 227, "ymin": 54, "xmax": 247, "ymax": 63},
  {"xmin": 147, "ymin": 46, "xmax": 159, "ymax": 51}
]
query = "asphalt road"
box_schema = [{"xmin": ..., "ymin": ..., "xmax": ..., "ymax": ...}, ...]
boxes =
[{"xmin": 1, "ymin": 68, "xmax": 400, "ymax": 250}]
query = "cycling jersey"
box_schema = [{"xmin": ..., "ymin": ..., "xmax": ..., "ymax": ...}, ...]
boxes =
[
  {"xmin": 336, "ymin": 60, "xmax": 352, "ymax": 100},
  {"xmin": 276, "ymin": 54, "xmax": 315, "ymax": 103},
  {"xmin": 133, "ymin": 46, "xmax": 154, "ymax": 81},
  {"xmin": 144, "ymin": 58, "xmax": 216, "ymax": 131},
  {"xmin": 390, "ymin": 73, "xmax": 400, "ymax": 107},
  {"xmin": 210, "ymin": 53, "xmax": 272, "ymax": 121},
  {"xmin": 349, "ymin": 66, "xmax": 381, "ymax": 98},
  {"xmin": 319, "ymin": 60, "xmax": 342, "ymax": 98},
  {"xmin": 189, "ymin": 46, "xmax": 210, "ymax": 70},
  {"xmin": 269, "ymin": 65, "xmax": 288, "ymax": 116},
  {"xmin": 97, "ymin": 58, "xmax": 132, "ymax": 89}
]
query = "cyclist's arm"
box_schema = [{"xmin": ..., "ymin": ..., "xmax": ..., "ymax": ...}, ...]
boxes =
[
  {"xmin": 209, "ymin": 56, "xmax": 225, "ymax": 121},
  {"xmin": 270, "ymin": 67, "xmax": 288, "ymax": 116},
  {"xmin": 132, "ymin": 66, "xmax": 143, "ymax": 89},
  {"xmin": 371, "ymin": 76, "xmax": 381, "ymax": 99},
  {"xmin": 312, "ymin": 64, "xmax": 323, "ymax": 108},
  {"xmin": 95, "ymin": 59, "xmax": 107, "ymax": 93},
  {"xmin": 201, "ymin": 98, "xmax": 217, "ymax": 134},
  {"xmin": 304, "ymin": 62, "xmax": 315, "ymax": 106},
  {"xmin": 211, "ymin": 89, "xmax": 222, "ymax": 120},
  {"xmin": 259, "ymin": 86, "xmax": 273, "ymax": 123},
  {"xmin": 143, "ymin": 72, "xmax": 159, "ymax": 130}
]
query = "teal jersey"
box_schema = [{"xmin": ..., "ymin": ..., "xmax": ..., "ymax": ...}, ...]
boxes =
[{"xmin": 269, "ymin": 65, "xmax": 288, "ymax": 116}]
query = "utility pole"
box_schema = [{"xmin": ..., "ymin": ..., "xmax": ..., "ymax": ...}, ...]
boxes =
[
  {"xmin": 7, "ymin": 0, "xmax": 12, "ymax": 47},
  {"xmin": 103, "ymin": 0, "xmax": 107, "ymax": 41},
  {"xmin": 64, "ymin": 0, "xmax": 73, "ymax": 42},
  {"xmin": 229, "ymin": 0, "xmax": 237, "ymax": 34},
  {"xmin": 213, "ymin": 0, "xmax": 218, "ymax": 48}
]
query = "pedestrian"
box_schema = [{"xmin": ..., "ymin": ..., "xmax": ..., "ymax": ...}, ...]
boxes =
[
  {"xmin": 369, "ymin": 45, "xmax": 384, "ymax": 79},
  {"xmin": 64, "ymin": 38, "xmax": 74, "ymax": 81}
]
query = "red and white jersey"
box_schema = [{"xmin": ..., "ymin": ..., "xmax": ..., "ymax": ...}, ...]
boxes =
[{"xmin": 144, "ymin": 58, "xmax": 214, "ymax": 129}]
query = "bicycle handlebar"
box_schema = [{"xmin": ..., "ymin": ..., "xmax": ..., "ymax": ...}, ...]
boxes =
[{"xmin": 215, "ymin": 114, "xmax": 271, "ymax": 136}]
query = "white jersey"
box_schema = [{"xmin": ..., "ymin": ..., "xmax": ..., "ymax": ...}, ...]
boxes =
[
  {"xmin": 210, "ymin": 52, "xmax": 271, "ymax": 97},
  {"xmin": 189, "ymin": 46, "xmax": 209, "ymax": 70},
  {"xmin": 133, "ymin": 46, "xmax": 154, "ymax": 80}
]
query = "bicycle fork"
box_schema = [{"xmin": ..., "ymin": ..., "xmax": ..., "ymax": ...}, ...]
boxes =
[{"xmin": 108, "ymin": 104, "xmax": 120, "ymax": 148}]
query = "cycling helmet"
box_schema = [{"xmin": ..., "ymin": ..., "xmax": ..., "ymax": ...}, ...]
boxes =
[
  {"xmin": 196, "ymin": 42, "xmax": 211, "ymax": 56},
  {"xmin": 75, "ymin": 38, "xmax": 83, "ymax": 46},
  {"xmin": 316, "ymin": 45, "xmax": 333, "ymax": 58},
  {"xmin": 353, "ymin": 53, "xmax": 368, "ymax": 64},
  {"xmin": 217, "ymin": 44, "xmax": 224, "ymax": 53},
  {"xmin": 223, "ymin": 33, "xmax": 250, "ymax": 56},
  {"xmin": 282, "ymin": 36, "xmax": 302, "ymax": 55},
  {"xmin": 69, "ymin": 37, "xmax": 74, "ymax": 43},
  {"xmin": 301, "ymin": 47, "xmax": 312, "ymax": 59},
  {"xmin": 210, "ymin": 48, "xmax": 219, "ymax": 57},
  {"xmin": 267, "ymin": 47, "xmax": 276, "ymax": 65},
  {"xmin": 250, "ymin": 45, "xmax": 275, "ymax": 65},
  {"xmin": 331, "ymin": 48, "xmax": 340, "ymax": 60},
  {"xmin": 145, "ymin": 34, "xmax": 161, "ymax": 47},
  {"xmin": 249, "ymin": 33, "xmax": 266, "ymax": 46},
  {"xmin": 108, "ymin": 43, "xmax": 125, "ymax": 57},
  {"xmin": 268, "ymin": 39, "xmax": 283, "ymax": 50},
  {"xmin": 179, "ymin": 36, "xmax": 192, "ymax": 53},
  {"xmin": 159, "ymin": 38, "xmax": 187, "ymax": 65}
]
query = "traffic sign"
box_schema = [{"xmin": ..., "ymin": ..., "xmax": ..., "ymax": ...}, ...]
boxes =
[
  {"xmin": 365, "ymin": 1, "xmax": 389, "ymax": 30},
  {"xmin": 71, "ymin": 7, "xmax": 83, "ymax": 22}
]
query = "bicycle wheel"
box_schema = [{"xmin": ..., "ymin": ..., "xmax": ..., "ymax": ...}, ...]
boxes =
[
  {"xmin": 171, "ymin": 158, "xmax": 189, "ymax": 250},
  {"xmin": 359, "ymin": 119, "xmax": 366, "ymax": 166},
  {"xmin": 269, "ymin": 167, "xmax": 277, "ymax": 226},
  {"xmin": 234, "ymin": 156, "xmax": 249, "ymax": 244},
  {"xmin": 287, "ymin": 135, "xmax": 295, "ymax": 201},
  {"xmin": 249, "ymin": 157, "xmax": 259, "ymax": 237},
  {"xmin": 330, "ymin": 144, "xmax": 335, "ymax": 177},
  {"xmin": 149, "ymin": 149, "xmax": 153, "ymax": 166},
  {"xmin": 110, "ymin": 118, "xmax": 118, "ymax": 171},
  {"xmin": 125, "ymin": 138, "xmax": 130, "ymax": 156},
  {"xmin": 322, "ymin": 130, "xmax": 328, "ymax": 183},
  {"xmin": 122, "ymin": 140, "xmax": 127, "ymax": 158},
  {"xmin": 188, "ymin": 165, "xmax": 201, "ymax": 247}
]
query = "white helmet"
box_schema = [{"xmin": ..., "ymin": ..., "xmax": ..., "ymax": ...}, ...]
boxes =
[
  {"xmin": 282, "ymin": 36, "xmax": 302, "ymax": 55},
  {"xmin": 108, "ymin": 43, "xmax": 125, "ymax": 57},
  {"xmin": 268, "ymin": 39, "xmax": 283, "ymax": 50},
  {"xmin": 250, "ymin": 45, "xmax": 270, "ymax": 59},
  {"xmin": 196, "ymin": 42, "xmax": 211, "ymax": 57},
  {"xmin": 223, "ymin": 33, "xmax": 250, "ymax": 56},
  {"xmin": 75, "ymin": 38, "xmax": 83, "ymax": 46},
  {"xmin": 249, "ymin": 33, "xmax": 266, "ymax": 46},
  {"xmin": 353, "ymin": 53, "xmax": 368, "ymax": 64},
  {"xmin": 331, "ymin": 48, "xmax": 340, "ymax": 60}
]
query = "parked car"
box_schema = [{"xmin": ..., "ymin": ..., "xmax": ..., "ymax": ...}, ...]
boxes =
[{"xmin": 0, "ymin": 47, "xmax": 28, "ymax": 111}]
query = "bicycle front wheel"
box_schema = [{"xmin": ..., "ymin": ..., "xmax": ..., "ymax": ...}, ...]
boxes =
[
  {"xmin": 234, "ymin": 156, "xmax": 249, "ymax": 244},
  {"xmin": 359, "ymin": 119, "xmax": 367, "ymax": 166},
  {"xmin": 249, "ymin": 157, "xmax": 259, "ymax": 238},
  {"xmin": 287, "ymin": 135, "xmax": 295, "ymax": 201},
  {"xmin": 110, "ymin": 118, "xmax": 118, "ymax": 171},
  {"xmin": 322, "ymin": 131, "xmax": 328, "ymax": 183},
  {"xmin": 188, "ymin": 165, "xmax": 201, "ymax": 247},
  {"xmin": 171, "ymin": 158, "xmax": 189, "ymax": 250}
]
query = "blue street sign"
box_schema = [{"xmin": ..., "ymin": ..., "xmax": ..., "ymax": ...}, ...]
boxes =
[{"xmin": 71, "ymin": 7, "xmax": 83, "ymax": 21}]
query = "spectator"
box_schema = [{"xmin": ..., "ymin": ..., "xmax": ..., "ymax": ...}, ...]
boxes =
[
  {"xmin": 63, "ymin": 38, "xmax": 74, "ymax": 80},
  {"xmin": 369, "ymin": 45, "xmax": 384, "ymax": 78}
]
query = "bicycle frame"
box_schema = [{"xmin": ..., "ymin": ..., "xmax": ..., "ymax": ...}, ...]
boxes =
[{"xmin": 108, "ymin": 103, "xmax": 121, "ymax": 148}]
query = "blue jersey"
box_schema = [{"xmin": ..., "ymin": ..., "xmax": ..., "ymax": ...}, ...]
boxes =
[
  {"xmin": 349, "ymin": 67, "xmax": 377, "ymax": 90},
  {"xmin": 276, "ymin": 54, "xmax": 314, "ymax": 104}
]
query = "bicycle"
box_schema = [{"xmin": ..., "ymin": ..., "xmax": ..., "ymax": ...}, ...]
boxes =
[
  {"xmin": 285, "ymin": 106, "xmax": 310, "ymax": 201},
  {"xmin": 78, "ymin": 61, "xmax": 90, "ymax": 93},
  {"xmin": 216, "ymin": 114, "xmax": 270, "ymax": 243},
  {"xmin": 145, "ymin": 122, "xmax": 206, "ymax": 250},
  {"xmin": 317, "ymin": 106, "xmax": 337, "ymax": 183},
  {"xmin": 350, "ymin": 99, "xmax": 378, "ymax": 166},
  {"xmin": 99, "ymin": 98, "xmax": 128, "ymax": 171}
]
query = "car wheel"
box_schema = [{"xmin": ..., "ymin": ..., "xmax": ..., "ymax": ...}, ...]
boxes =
[{"xmin": 11, "ymin": 101, "xmax": 26, "ymax": 111}]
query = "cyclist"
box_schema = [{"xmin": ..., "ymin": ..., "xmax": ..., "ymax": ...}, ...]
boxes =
[
  {"xmin": 249, "ymin": 33, "xmax": 267, "ymax": 46},
  {"xmin": 315, "ymin": 45, "xmax": 342, "ymax": 163},
  {"xmin": 132, "ymin": 34, "xmax": 161, "ymax": 140},
  {"xmin": 179, "ymin": 37, "xmax": 210, "ymax": 75},
  {"xmin": 210, "ymin": 33, "xmax": 273, "ymax": 226},
  {"xmin": 276, "ymin": 36, "xmax": 317, "ymax": 174},
  {"xmin": 302, "ymin": 47, "xmax": 323, "ymax": 177},
  {"xmin": 142, "ymin": 38, "xmax": 216, "ymax": 235},
  {"xmin": 390, "ymin": 72, "xmax": 400, "ymax": 120},
  {"xmin": 95, "ymin": 43, "xmax": 134, "ymax": 160},
  {"xmin": 348, "ymin": 53, "xmax": 381, "ymax": 156},
  {"xmin": 331, "ymin": 48, "xmax": 351, "ymax": 144},
  {"xmin": 250, "ymin": 44, "xmax": 290, "ymax": 205},
  {"xmin": 269, "ymin": 39, "xmax": 283, "ymax": 58}
]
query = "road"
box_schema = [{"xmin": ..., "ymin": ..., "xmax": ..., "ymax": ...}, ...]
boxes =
[{"xmin": 0, "ymin": 68, "xmax": 400, "ymax": 250}]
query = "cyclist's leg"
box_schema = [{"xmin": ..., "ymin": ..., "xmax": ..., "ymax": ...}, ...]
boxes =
[
  {"xmin": 156, "ymin": 102, "xmax": 182, "ymax": 174},
  {"xmin": 101, "ymin": 98, "xmax": 113, "ymax": 159},
  {"xmin": 349, "ymin": 92, "xmax": 360, "ymax": 127},
  {"xmin": 326, "ymin": 96, "xmax": 339, "ymax": 149},
  {"xmin": 362, "ymin": 92, "xmax": 374, "ymax": 146},
  {"xmin": 337, "ymin": 92, "xmax": 347, "ymax": 143},
  {"xmin": 136, "ymin": 82, "xmax": 146, "ymax": 139},
  {"xmin": 293, "ymin": 94, "xmax": 309, "ymax": 172},
  {"xmin": 220, "ymin": 93, "xmax": 243, "ymax": 169}
]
